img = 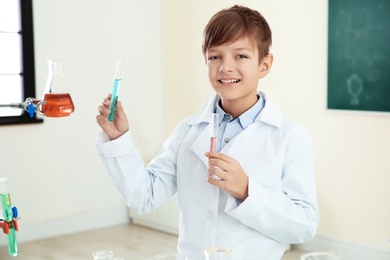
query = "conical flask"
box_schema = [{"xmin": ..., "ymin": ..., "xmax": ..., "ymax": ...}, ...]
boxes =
[{"xmin": 41, "ymin": 59, "xmax": 75, "ymax": 117}]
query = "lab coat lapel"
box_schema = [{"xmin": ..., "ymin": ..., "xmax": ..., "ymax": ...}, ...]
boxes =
[
  {"xmin": 190, "ymin": 124, "xmax": 210, "ymax": 166},
  {"xmin": 188, "ymin": 95, "xmax": 219, "ymax": 166},
  {"xmin": 221, "ymin": 123, "xmax": 260, "ymax": 161}
]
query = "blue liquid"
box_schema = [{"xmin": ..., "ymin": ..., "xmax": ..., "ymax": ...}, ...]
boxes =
[{"xmin": 108, "ymin": 79, "xmax": 121, "ymax": 122}]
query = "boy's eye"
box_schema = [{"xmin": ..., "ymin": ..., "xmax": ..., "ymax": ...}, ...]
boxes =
[
  {"xmin": 208, "ymin": 55, "xmax": 220, "ymax": 61},
  {"xmin": 237, "ymin": 54, "xmax": 248, "ymax": 59}
]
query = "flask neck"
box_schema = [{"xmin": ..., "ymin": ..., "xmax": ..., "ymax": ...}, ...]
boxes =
[
  {"xmin": 49, "ymin": 60, "xmax": 62, "ymax": 75},
  {"xmin": 44, "ymin": 59, "xmax": 66, "ymax": 95}
]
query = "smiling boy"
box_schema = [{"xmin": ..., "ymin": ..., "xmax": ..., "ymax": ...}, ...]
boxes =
[{"xmin": 96, "ymin": 5, "xmax": 319, "ymax": 259}]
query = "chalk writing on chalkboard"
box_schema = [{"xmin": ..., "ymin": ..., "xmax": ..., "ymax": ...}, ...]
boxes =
[
  {"xmin": 327, "ymin": 0, "xmax": 390, "ymax": 112},
  {"xmin": 346, "ymin": 73, "xmax": 363, "ymax": 106}
]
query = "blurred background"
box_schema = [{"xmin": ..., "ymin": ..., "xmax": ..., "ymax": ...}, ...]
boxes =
[{"xmin": 0, "ymin": 0, "xmax": 389, "ymax": 259}]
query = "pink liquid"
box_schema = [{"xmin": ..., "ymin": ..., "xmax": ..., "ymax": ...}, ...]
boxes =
[
  {"xmin": 209, "ymin": 137, "xmax": 221, "ymax": 180},
  {"xmin": 210, "ymin": 136, "xmax": 217, "ymax": 152}
]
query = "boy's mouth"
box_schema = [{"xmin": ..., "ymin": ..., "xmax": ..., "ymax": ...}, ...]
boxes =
[{"xmin": 219, "ymin": 79, "xmax": 241, "ymax": 83}]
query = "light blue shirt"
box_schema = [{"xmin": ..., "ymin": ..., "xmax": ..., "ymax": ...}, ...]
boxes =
[{"xmin": 215, "ymin": 95, "xmax": 265, "ymax": 152}]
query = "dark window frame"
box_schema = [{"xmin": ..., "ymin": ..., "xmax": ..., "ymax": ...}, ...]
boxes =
[{"xmin": 0, "ymin": 0, "xmax": 43, "ymax": 125}]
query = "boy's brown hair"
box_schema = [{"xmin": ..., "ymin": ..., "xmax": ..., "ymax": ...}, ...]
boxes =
[{"xmin": 202, "ymin": 5, "xmax": 272, "ymax": 63}]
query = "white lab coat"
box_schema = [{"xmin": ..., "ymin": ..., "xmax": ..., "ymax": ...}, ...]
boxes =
[{"xmin": 95, "ymin": 92, "xmax": 319, "ymax": 260}]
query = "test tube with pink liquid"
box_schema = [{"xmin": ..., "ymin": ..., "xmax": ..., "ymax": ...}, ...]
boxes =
[
  {"xmin": 209, "ymin": 113, "xmax": 221, "ymax": 180},
  {"xmin": 210, "ymin": 113, "xmax": 219, "ymax": 152}
]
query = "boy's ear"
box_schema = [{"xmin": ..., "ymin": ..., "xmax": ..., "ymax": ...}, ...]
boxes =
[{"xmin": 259, "ymin": 53, "xmax": 273, "ymax": 78}]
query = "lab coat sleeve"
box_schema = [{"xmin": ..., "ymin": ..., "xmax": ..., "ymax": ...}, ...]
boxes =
[
  {"xmin": 225, "ymin": 130, "xmax": 319, "ymax": 244},
  {"xmin": 95, "ymin": 130, "xmax": 178, "ymax": 215},
  {"xmin": 95, "ymin": 119, "xmax": 190, "ymax": 215},
  {"xmin": 95, "ymin": 131, "xmax": 155, "ymax": 214}
]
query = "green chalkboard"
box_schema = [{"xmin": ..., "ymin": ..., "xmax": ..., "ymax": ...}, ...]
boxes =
[{"xmin": 327, "ymin": 0, "xmax": 390, "ymax": 112}]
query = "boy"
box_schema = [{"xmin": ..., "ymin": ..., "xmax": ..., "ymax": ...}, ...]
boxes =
[{"xmin": 96, "ymin": 5, "xmax": 319, "ymax": 259}]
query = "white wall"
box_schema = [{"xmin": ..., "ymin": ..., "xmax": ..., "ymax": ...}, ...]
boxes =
[
  {"xmin": 162, "ymin": 0, "xmax": 390, "ymax": 257},
  {"xmin": 0, "ymin": 0, "xmax": 163, "ymax": 246}
]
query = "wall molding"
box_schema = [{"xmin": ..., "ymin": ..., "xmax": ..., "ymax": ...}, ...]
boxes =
[
  {"xmin": 0, "ymin": 205, "xmax": 129, "ymax": 247},
  {"xmin": 294, "ymin": 235, "xmax": 390, "ymax": 260}
]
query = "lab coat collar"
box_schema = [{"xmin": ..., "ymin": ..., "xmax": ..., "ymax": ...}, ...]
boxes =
[
  {"xmin": 257, "ymin": 92, "xmax": 283, "ymax": 127},
  {"xmin": 187, "ymin": 91, "xmax": 283, "ymax": 128}
]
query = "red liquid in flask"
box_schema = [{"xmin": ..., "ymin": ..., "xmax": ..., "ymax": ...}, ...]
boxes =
[{"xmin": 41, "ymin": 93, "xmax": 75, "ymax": 117}]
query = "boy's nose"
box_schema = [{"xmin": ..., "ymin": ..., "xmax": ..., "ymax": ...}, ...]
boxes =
[{"xmin": 219, "ymin": 60, "xmax": 235, "ymax": 73}]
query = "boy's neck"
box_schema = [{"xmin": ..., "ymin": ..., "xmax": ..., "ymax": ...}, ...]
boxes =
[{"xmin": 219, "ymin": 94, "xmax": 259, "ymax": 119}]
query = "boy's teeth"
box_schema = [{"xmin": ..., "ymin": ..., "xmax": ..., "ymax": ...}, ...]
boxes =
[{"xmin": 220, "ymin": 79, "xmax": 240, "ymax": 83}]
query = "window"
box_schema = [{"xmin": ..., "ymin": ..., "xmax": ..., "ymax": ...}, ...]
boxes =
[{"xmin": 0, "ymin": 0, "xmax": 42, "ymax": 125}]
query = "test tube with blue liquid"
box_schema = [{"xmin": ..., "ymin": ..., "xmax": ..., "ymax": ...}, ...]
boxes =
[
  {"xmin": 108, "ymin": 60, "xmax": 123, "ymax": 122},
  {"xmin": 209, "ymin": 113, "xmax": 221, "ymax": 180}
]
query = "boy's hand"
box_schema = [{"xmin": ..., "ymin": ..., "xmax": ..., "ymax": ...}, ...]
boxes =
[
  {"xmin": 205, "ymin": 151, "xmax": 249, "ymax": 201},
  {"xmin": 96, "ymin": 94, "xmax": 129, "ymax": 140}
]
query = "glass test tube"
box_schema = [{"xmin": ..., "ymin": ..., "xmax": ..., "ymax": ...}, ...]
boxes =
[
  {"xmin": 210, "ymin": 113, "xmax": 219, "ymax": 152},
  {"xmin": 209, "ymin": 113, "xmax": 221, "ymax": 180},
  {"xmin": 108, "ymin": 60, "xmax": 123, "ymax": 122},
  {"xmin": 0, "ymin": 178, "xmax": 18, "ymax": 256}
]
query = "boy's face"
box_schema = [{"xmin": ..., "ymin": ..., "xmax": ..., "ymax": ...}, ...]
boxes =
[{"xmin": 206, "ymin": 36, "xmax": 272, "ymax": 110}]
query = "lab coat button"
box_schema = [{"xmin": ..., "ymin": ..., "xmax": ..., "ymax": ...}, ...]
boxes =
[
  {"xmin": 224, "ymin": 138, "xmax": 230, "ymax": 143},
  {"xmin": 206, "ymin": 211, "xmax": 213, "ymax": 219}
]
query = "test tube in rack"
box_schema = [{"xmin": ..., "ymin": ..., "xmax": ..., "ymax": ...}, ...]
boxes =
[{"xmin": 0, "ymin": 178, "xmax": 18, "ymax": 257}]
